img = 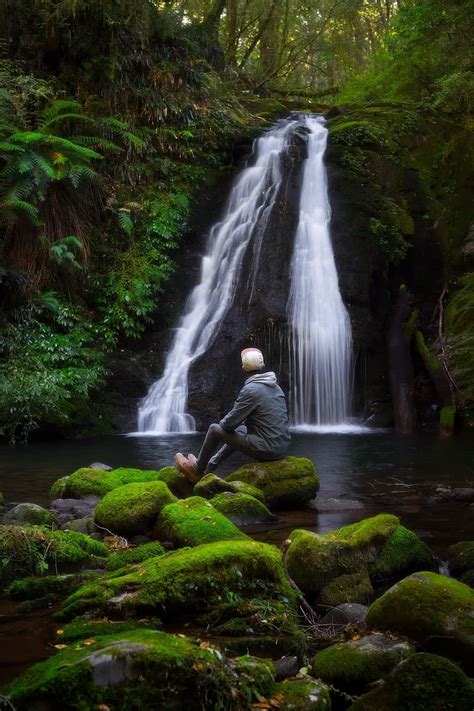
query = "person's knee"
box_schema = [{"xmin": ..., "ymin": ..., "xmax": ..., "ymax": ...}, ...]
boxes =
[{"xmin": 208, "ymin": 423, "xmax": 222, "ymax": 436}]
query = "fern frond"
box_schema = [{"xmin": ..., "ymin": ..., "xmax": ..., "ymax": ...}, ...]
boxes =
[
  {"xmin": 2, "ymin": 198, "xmax": 41, "ymax": 224},
  {"xmin": 40, "ymin": 113, "xmax": 95, "ymax": 130},
  {"xmin": 73, "ymin": 135, "xmax": 122, "ymax": 152},
  {"xmin": 43, "ymin": 135, "xmax": 103, "ymax": 160},
  {"xmin": 117, "ymin": 210, "xmax": 134, "ymax": 235}
]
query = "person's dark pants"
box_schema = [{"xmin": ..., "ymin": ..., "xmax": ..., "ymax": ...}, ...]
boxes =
[{"xmin": 196, "ymin": 423, "xmax": 272, "ymax": 473}]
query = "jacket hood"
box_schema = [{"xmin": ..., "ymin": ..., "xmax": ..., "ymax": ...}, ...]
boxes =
[{"xmin": 245, "ymin": 371, "xmax": 278, "ymax": 387}]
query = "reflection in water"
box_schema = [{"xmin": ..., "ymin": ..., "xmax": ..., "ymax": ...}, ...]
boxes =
[{"xmin": 1, "ymin": 432, "xmax": 473, "ymax": 547}]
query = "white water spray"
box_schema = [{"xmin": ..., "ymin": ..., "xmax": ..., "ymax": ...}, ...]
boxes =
[
  {"xmin": 288, "ymin": 116, "xmax": 352, "ymax": 428},
  {"xmin": 137, "ymin": 119, "xmax": 295, "ymax": 433}
]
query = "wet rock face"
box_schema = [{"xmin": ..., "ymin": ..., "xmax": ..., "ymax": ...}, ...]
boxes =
[{"xmin": 187, "ymin": 131, "xmax": 307, "ymax": 428}]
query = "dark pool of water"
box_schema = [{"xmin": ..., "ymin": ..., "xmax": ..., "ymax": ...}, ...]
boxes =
[{"xmin": 1, "ymin": 430, "xmax": 473, "ymax": 550}]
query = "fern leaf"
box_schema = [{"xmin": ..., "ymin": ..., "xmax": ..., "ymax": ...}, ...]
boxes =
[{"xmin": 117, "ymin": 210, "xmax": 134, "ymax": 236}]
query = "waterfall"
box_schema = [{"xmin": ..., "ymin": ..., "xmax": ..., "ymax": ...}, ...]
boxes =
[
  {"xmin": 137, "ymin": 119, "xmax": 296, "ymax": 433},
  {"xmin": 137, "ymin": 114, "xmax": 354, "ymax": 435},
  {"xmin": 288, "ymin": 115, "xmax": 353, "ymax": 428}
]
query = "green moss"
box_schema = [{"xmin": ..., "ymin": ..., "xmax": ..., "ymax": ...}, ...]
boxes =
[
  {"xmin": 57, "ymin": 619, "xmax": 159, "ymax": 643},
  {"xmin": 449, "ymin": 541, "xmax": 474, "ymax": 578},
  {"xmin": 94, "ymin": 481, "xmax": 177, "ymax": 537},
  {"xmin": 415, "ymin": 330, "xmax": 441, "ymax": 373},
  {"xmin": 0, "ymin": 525, "xmax": 108, "ymax": 587},
  {"xmin": 440, "ymin": 404, "xmax": 456, "ymax": 429},
  {"xmin": 154, "ymin": 496, "xmax": 248, "ymax": 546},
  {"xmin": 318, "ymin": 571, "xmax": 374, "ymax": 607},
  {"xmin": 210, "ymin": 493, "xmax": 276, "ymax": 527},
  {"xmin": 4, "ymin": 629, "xmax": 281, "ymax": 710},
  {"xmin": 154, "ymin": 465, "xmax": 194, "ymax": 498},
  {"xmin": 226, "ymin": 457, "xmax": 319, "ymax": 509},
  {"xmin": 6, "ymin": 572, "xmax": 97, "ymax": 602},
  {"xmin": 276, "ymin": 678, "xmax": 332, "ymax": 710},
  {"xmin": 366, "ymin": 571, "xmax": 474, "ymax": 652},
  {"xmin": 106, "ymin": 542, "xmax": 166, "ymax": 571},
  {"xmin": 2, "ymin": 503, "xmax": 54, "ymax": 526},
  {"xmin": 58, "ymin": 540, "xmax": 298, "ymax": 625},
  {"xmin": 369, "ymin": 525, "xmax": 437, "ymax": 582},
  {"xmin": 348, "ymin": 653, "xmax": 474, "ymax": 710},
  {"xmin": 312, "ymin": 633, "xmax": 414, "ymax": 694},
  {"xmin": 50, "ymin": 467, "xmax": 166, "ymax": 499},
  {"xmin": 194, "ymin": 474, "xmax": 264, "ymax": 501},
  {"xmin": 285, "ymin": 514, "xmax": 399, "ymax": 597}
]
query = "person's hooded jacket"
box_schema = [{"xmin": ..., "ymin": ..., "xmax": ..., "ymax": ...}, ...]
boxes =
[{"xmin": 219, "ymin": 371, "xmax": 290, "ymax": 457}]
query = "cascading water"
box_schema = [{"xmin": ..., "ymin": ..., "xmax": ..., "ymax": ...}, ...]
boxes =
[
  {"xmin": 288, "ymin": 115, "xmax": 353, "ymax": 429},
  {"xmin": 137, "ymin": 119, "xmax": 296, "ymax": 433}
]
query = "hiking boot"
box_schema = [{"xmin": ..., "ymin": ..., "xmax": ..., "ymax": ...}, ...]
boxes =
[{"xmin": 175, "ymin": 452, "xmax": 201, "ymax": 483}]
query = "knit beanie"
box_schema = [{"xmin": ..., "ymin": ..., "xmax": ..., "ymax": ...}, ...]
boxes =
[{"xmin": 241, "ymin": 347, "xmax": 265, "ymax": 372}]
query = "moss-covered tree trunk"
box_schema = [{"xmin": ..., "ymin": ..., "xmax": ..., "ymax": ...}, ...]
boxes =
[
  {"xmin": 388, "ymin": 289, "xmax": 415, "ymax": 434},
  {"xmin": 414, "ymin": 330, "xmax": 455, "ymax": 438}
]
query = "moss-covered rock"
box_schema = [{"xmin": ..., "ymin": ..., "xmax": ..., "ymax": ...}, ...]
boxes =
[
  {"xmin": 0, "ymin": 525, "xmax": 108, "ymax": 588},
  {"xmin": 6, "ymin": 571, "xmax": 97, "ymax": 604},
  {"xmin": 285, "ymin": 514, "xmax": 399, "ymax": 598},
  {"xmin": 210, "ymin": 492, "xmax": 276, "ymax": 527},
  {"xmin": 106, "ymin": 542, "xmax": 166, "ymax": 571},
  {"xmin": 226, "ymin": 457, "xmax": 319, "ymax": 509},
  {"xmin": 368, "ymin": 525, "xmax": 438, "ymax": 582},
  {"xmin": 366, "ymin": 571, "xmax": 474, "ymax": 673},
  {"xmin": 285, "ymin": 515, "xmax": 437, "ymax": 601},
  {"xmin": 312, "ymin": 632, "xmax": 414, "ymax": 694},
  {"xmin": 276, "ymin": 677, "xmax": 331, "ymax": 710},
  {"xmin": 2, "ymin": 502, "xmax": 54, "ymax": 526},
  {"xmin": 64, "ymin": 514, "xmax": 96, "ymax": 535},
  {"xmin": 448, "ymin": 541, "xmax": 474, "ymax": 584},
  {"xmin": 56, "ymin": 619, "xmax": 159, "ymax": 643},
  {"xmin": 194, "ymin": 473, "xmax": 265, "ymax": 501},
  {"xmin": 318, "ymin": 571, "xmax": 374, "ymax": 607},
  {"xmin": 50, "ymin": 467, "xmax": 166, "ymax": 499},
  {"xmin": 154, "ymin": 496, "xmax": 248, "ymax": 546},
  {"xmin": 153, "ymin": 465, "xmax": 194, "ymax": 498},
  {"xmin": 58, "ymin": 540, "xmax": 298, "ymax": 629},
  {"xmin": 348, "ymin": 653, "xmax": 474, "ymax": 710},
  {"xmin": 94, "ymin": 481, "xmax": 177, "ymax": 537},
  {"xmin": 4, "ymin": 629, "xmax": 282, "ymax": 710}
]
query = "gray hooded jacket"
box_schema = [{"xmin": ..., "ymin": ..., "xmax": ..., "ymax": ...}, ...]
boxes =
[{"xmin": 219, "ymin": 371, "xmax": 290, "ymax": 457}]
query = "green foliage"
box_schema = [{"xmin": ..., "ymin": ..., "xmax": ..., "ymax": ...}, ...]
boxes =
[{"xmin": 0, "ymin": 298, "xmax": 105, "ymax": 441}]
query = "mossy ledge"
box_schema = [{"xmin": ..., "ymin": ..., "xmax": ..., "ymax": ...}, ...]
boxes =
[{"xmin": 50, "ymin": 466, "xmax": 176, "ymax": 500}]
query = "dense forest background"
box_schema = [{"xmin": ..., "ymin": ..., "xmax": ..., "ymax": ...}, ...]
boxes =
[{"xmin": 0, "ymin": 0, "xmax": 472, "ymax": 441}]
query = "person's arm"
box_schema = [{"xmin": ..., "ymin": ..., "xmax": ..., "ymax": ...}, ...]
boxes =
[{"xmin": 219, "ymin": 386, "xmax": 256, "ymax": 431}]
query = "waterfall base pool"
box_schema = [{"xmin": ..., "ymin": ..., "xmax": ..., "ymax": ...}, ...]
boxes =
[{"xmin": 1, "ymin": 431, "xmax": 473, "ymax": 550}]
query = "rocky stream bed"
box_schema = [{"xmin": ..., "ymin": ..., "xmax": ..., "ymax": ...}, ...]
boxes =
[{"xmin": 0, "ymin": 457, "xmax": 473, "ymax": 710}]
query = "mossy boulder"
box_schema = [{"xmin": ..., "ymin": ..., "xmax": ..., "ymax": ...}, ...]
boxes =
[
  {"xmin": 368, "ymin": 525, "xmax": 438, "ymax": 582},
  {"xmin": 58, "ymin": 540, "xmax": 298, "ymax": 630},
  {"xmin": 226, "ymin": 457, "xmax": 319, "ymax": 509},
  {"xmin": 64, "ymin": 514, "xmax": 96, "ymax": 535},
  {"xmin": 2, "ymin": 502, "xmax": 54, "ymax": 526},
  {"xmin": 194, "ymin": 473, "xmax": 265, "ymax": 501},
  {"xmin": 285, "ymin": 514, "xmax": 399, "ymax": 599},
  {"xmin": 276, "ymin": 678, "xmax": 331, "ymax": 710},
  {"xmin": 210, "ymin": 492, "xmax": 276, "ymax": 527},
  {"xmin": 449, "ymin": 541, "xmax": 474, "ymax": 585},
  {"xmin": 106, "ymin": 542, "xmax": 166, "ymax": 571},
  {"xmin": 0, "ymin": 525, "xmax": 108, "ymax": 588},
  {"xmin": 4, "ymin": 629, "xmax": 281, "ymax": 711},
  {"xmin": 318, "ymin": 571, "xmax": 374, "ymax": 607},
  {"xmin": 348, "ymin": 653, "xmax": 474, "ymax": 711},
  {"xmin": 312, "ymin": 632, "xmax": 414, "ymax": 694},
  {"xmin": 154, "ymin": 496, "xmax": 248, "ymax": 546},
  {"xmin": 367, "ymin": 571, "xmax": 474, "ymax": 673},
  {"xmin": 50, "ymin": 467, "xmax": 165, "ymax": 499},
  {"xmin": 153, "ymin": 465, "xmax": 194, "ymax": 498},
  {"xmin": 285, "ymin": 515, "xmax": 436, "ymax": 601},
  {"xmin": 94, "ymin": 481, "xmax": 177, "ymax": 537}
]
